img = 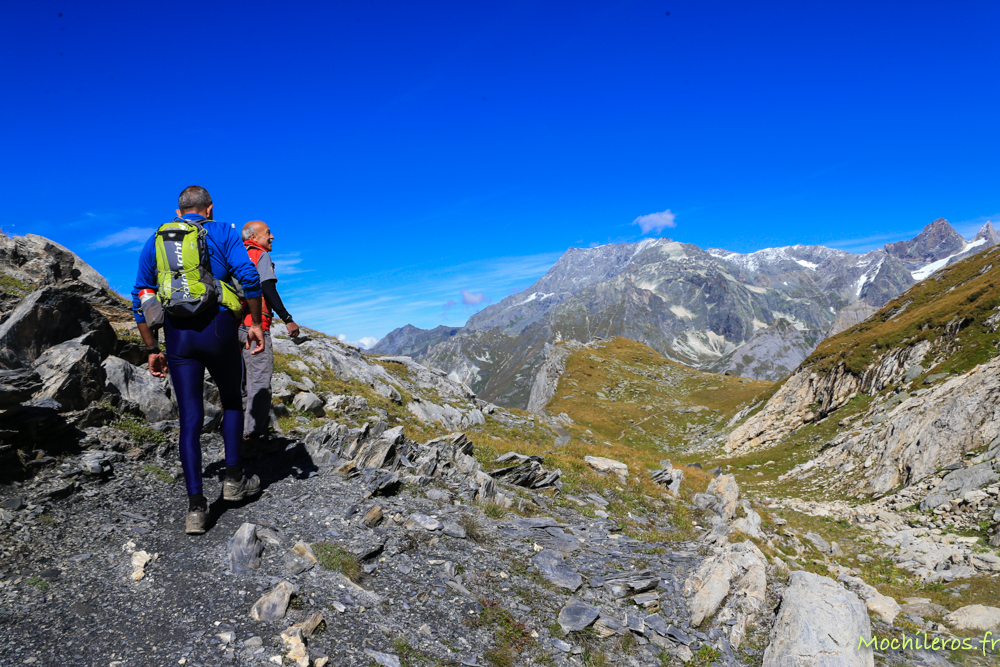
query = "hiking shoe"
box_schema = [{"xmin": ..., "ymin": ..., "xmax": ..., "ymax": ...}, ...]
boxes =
[
  {"xmin": 223, "ymin": 474, "xmax": 261, "ymax": 502},
  {"xmin": 185, "ymin": 508, "xmax": 208, "ymax": 535}
]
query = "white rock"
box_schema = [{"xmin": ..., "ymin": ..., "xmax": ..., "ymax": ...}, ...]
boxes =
[
  {"xmin": 584, "ymin": 456, "xmax": 628, "ymax": 479},
  {"xmin": 762, "ymin": 571, "xmax": 873, "ymax": 667},
  {"xmin": 944, "ymin": 604, "xmax": 1000, "ymax": 632},
  {"xmin": 684, "ymin": 541, "xmax": 766, "ymax": 649}
]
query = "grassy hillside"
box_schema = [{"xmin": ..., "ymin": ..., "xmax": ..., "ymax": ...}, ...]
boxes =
[
  {"xmin": 517, "ymin": 337, "xmax": 773, "ymax": 538},
  {"xmin": 807, "ymin": 243, "xmax": 1000, "ymax": 377}
]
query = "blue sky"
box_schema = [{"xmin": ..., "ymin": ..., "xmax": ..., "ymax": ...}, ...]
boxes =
[{"xmin": 3, "ymin": 1, "xmax": 999, "ymax": 347}]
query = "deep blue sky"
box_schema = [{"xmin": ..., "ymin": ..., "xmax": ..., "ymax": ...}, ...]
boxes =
[{"xmin": 3, "ymin": 1, "xmax": 999, "ymax": 346}]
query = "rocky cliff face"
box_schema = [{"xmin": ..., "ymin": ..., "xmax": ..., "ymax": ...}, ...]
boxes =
[
  {"xmin": 724, "ymin": 241, "xmax": 1000, "ymax": 551},
  {"xmin": 376, "ymin": 219, "xmax": 997, "ymax": 408}
]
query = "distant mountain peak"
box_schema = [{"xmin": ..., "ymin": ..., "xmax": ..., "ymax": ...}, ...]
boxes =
[
  {"xmin": 884, "ymin": 218, "xmax": 965, "ymax": 263},
  {"xmin": 974, "ymin": 221, "xmax": 1000, "ymax": 245}
]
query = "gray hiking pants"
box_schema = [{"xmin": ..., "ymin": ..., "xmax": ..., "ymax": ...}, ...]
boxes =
[{"xmin": 238, "ymin": 327, "xmax": 273, "ymax": 438}]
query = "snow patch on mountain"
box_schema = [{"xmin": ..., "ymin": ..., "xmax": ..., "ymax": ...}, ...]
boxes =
[{"xmin": 912, "ymin": 237, "xmax": 986, "ymax": 281}]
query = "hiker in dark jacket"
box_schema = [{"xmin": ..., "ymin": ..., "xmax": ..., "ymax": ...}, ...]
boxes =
[
  {"xmin": 239, "ymin": 220, "xmax": 299, "ymax": 445},
  {"xmin": 131, "ymin": 185, "xmax": 266, "ymax": 535}
]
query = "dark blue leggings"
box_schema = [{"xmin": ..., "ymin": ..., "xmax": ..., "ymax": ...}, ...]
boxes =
[{"xmin": 164, "ymin": 310, "xmax": 244, "ymax": 496}]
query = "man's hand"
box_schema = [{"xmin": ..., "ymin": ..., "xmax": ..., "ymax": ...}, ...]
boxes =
[
  {"xmin": 286, "ymin": 321, "xmax": 301, "ymax": 338},
  {"xmin": 149, "ymin": 352, "xmax": 168, "ymax": 378},
  {"xmin": 246, "ymin": 323, "xmax": 266, "ymax": 354}
]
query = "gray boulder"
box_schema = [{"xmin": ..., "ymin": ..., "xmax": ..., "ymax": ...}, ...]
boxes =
[
  {"xmin": 32, "ymin": 336, "xmax": 106, "ymax": 411},
  {"xmin": 0, "ymin": 287, "xmax": 115, "ymax": 368},
  {"xmin": 373, "ymin": 380, "xmax": 402, "ymax": 403},
  {"xmin": 532, "ymin": 549, "xmax": 583, "ymax": 591},
  {"xmin": 0, "ymin": 233, "xmax": 110, "ymax": 291},
  {"xmin": 102, "ymin": 356, "xmax": 177, "ymax": 422},
  {"xmin": 943, "ymin": 604, "xmax": 1000, "ymax": 632},
  {"xmin": 557, "ymin": 598, "xmax": 600, "ymax": 633},
  {"xmin": 921, "ymin": 462, "xmax": 1000, "ymax": 509},
  {"xmin": 407, "ymin": 397, "xmax": 484, "ymax": 430},
  {"xmin": 324, "ymin": 394, "xmax": 370, "ymax": 414},
  {"xmin": 0, "ymin": 368, "xmax": 42, "ymax": 408},
  {"xmin": 227, "ymin": 523, "xmax": 263, "ymax": 574},
  {"xmin": 293, "ymin": 391, "xmax": 324, "ymax": 417},
  {"xmin": 762, "ymin": 571, "xmax": 873, "ymax": 667}
]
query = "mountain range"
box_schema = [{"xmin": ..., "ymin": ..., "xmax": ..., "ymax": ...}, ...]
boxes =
[{"xmin": 373, "ymin": 218, "xmax": 999, "ymax": 408}]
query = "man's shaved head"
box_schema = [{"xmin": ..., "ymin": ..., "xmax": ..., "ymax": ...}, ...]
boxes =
[
  {"xmin": 242, "ymin": 220, "xmax": 274, "ymax": 251},
  {"xmin": 241, "ymin": 220, "xmax": 267, "ymax": 241}
]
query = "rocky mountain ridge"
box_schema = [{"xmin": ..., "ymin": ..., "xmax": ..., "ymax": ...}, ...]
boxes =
[{"xmin": 375, "ymin": 218, "xmax": 999, "ymax": 408}]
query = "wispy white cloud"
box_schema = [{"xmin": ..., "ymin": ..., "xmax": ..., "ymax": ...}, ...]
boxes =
[
  {"xmin": 271, "ymin": 252, "xmax": 312, "ymax": 276},
  {"xmin": 633, "ymin": 209, "xmax": 676, "ymax": 234},
  {"xmin": 88, "ymin": 226, "xmax": 152, "ymax": 250},
  {"xmin": 823, "ymin": 230, "xmax": 920, "ymax": 251},
  {"xmin": 336, "ymin": 334, "xmax": 380, "ymax": 350},
  {"xmin": 461, "ymin": 289, "xmax": 485, "ymax": 305}
]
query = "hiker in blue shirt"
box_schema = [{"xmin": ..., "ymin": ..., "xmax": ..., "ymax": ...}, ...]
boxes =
[{"xmin": 132, "ymin": 185, "xmax": 267, "ymax": 535}]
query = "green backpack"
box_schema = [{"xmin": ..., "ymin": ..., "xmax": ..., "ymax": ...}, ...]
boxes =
[{"xmin": 153, "ymin": 218, "xmax": 242, "ymax": 318}]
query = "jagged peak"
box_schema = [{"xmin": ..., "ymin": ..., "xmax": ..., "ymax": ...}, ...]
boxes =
[{"xmin": 974, "ymin": 221, "xmax": 1000, "ymax": 244}]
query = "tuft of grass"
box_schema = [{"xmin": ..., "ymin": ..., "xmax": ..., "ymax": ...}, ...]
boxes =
[
  {"xmin": 471, "ymin": 598, "xmax": 532, "ymax": 667},
  {"xmin": 110, "ymin": 416, "xmax": 167, "ymax": 444},
  {"xmin": 312, "ymin": 542, "xmax": 361, "ymax": 582},
  {"xmin": 690, "ymin": 644, "xmax": 722, "ymax": 665},
  {"xmin": 459, "ymin": 514, "xmax": 485, "ymax": 542},
  {"xmin": 483, "ymin": 648, "xmax": 513, "ymax": 667},
  {"xmin": 0, "ymin": 271, "xmax": 30, "ymax": 296},
  {"xmin": 26, "ymin": 576, "xmax": 48, "ymax": 592},
  {"xmin": 39, "ymin": 514, "xmax": 55, "ymax": 527},
  {"xmin": 479, "ymin": 502, "xmax": 507, "ymax": 520},
  {"xmin": 390, "ymin": 637, "xmax": 447, "ymax": 667},
  {"xmin": 143, "ymin": 464, "xmax": 174, "ymax": 484}
]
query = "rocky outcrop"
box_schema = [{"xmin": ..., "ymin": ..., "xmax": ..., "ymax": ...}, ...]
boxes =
[
  {"xmin": 726, "ymin": 338, "xmax": 934, "ymax": 456},
  {"xmin": 725, "ymin": 365, "xmax": 858, "ymax": 455},
  {"xmin": 762, "ymin": 571, "xmax": 873, "ymax": 667},
  {"xmin": 0, "ymin": 287, "xmax": 115, "ymax": 369},
  {"xmin": 102, "ymin": 356, "xmax": 177, "ymax": 422},
  {"xmin": 527, "ymin": 340, "xmax": 589, "ymax": 413},
  {"xmin": 684, "ymin": 541, "xmax": 767, "ymax": 649},
  {"xmin": 0, "ymin": 233, "xmax": 110, "ymax": 291},
  {"xmin": 783, "ymin": 354, "xmax": 1000, "ymax": 495},
  {"xmin": 921, "ymin": 461, "xmax": 1000, "ymax": 510},
  {"xmin": 406, "ymin": 398, "xmax": 484, "ymax": 431},
  {"xmin": 32, "ymin": 337, "xmax": 107, "ymax": 411}
]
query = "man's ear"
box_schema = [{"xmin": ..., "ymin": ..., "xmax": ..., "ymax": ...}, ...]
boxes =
[
  {"xmin": 206, "ymin": 203, "xmax": 214, "ymax": 220},
  {"xmin": 175, "ymin": 209, "xmax": 182, "ymax": 217}
]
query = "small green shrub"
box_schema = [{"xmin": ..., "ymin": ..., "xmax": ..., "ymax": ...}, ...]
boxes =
[
  {"xmin": 111, "ymin": 416, "xmax": 167, "ymax": 444},
  {"xmin": 480, "ymin": 502, "xmax": 506, "ymax": 520},
  {"xmin": 143, "ymin": 464, "xmax": 174, "ymax": 484},
  {"xmin": 26, "ymin": 576, "xmax": 48, "ymax": 592},
  {"xmin": 312, "ymin": 542, "xmax": 361, "ymax": 581}
]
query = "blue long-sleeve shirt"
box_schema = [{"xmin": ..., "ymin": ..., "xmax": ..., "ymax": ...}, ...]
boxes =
[{"xmin": 131, "ymin": 214, "xmax": 263, "ymax": 323}]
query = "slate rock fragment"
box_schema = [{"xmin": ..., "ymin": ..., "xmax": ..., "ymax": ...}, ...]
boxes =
[
  {"xmin": 227, "ymin": 523, "xmax": 263, "ymax": 574},
  {"xmin": 558, "ymin": 598, "xmax": 600, "ymax": 633}
]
